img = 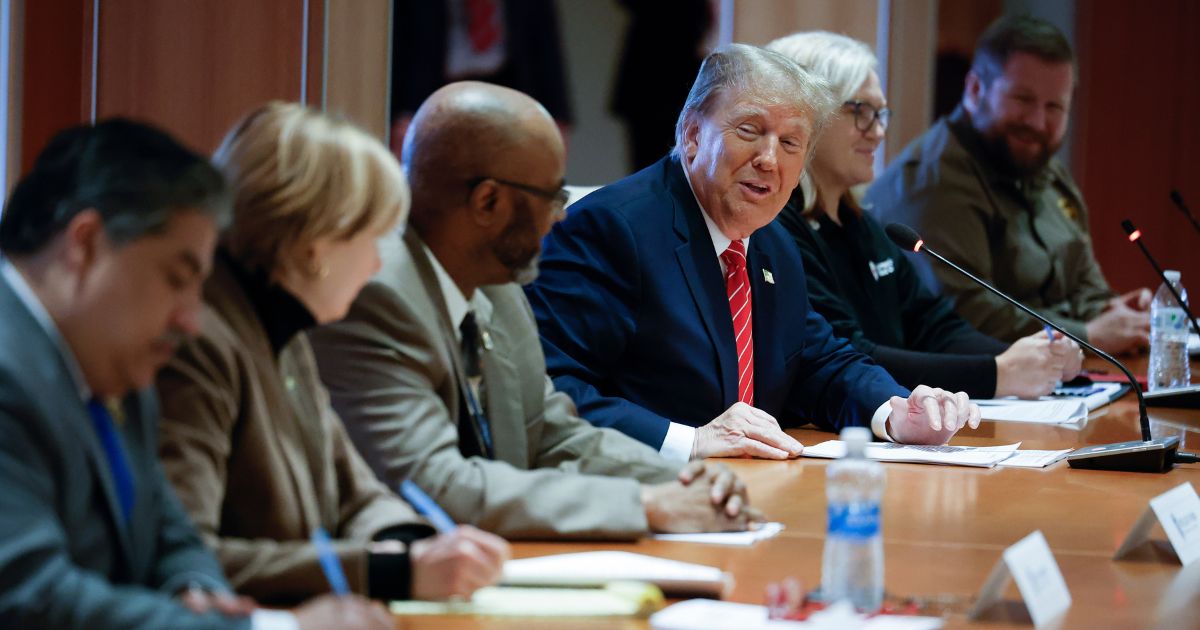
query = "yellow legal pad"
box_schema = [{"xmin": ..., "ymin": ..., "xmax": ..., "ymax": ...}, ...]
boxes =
[{"xmin": 389, "ymin": 581, "xmax": 664, "ymax": 618}]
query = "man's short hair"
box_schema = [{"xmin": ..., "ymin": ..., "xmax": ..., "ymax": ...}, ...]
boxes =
[
  {"xmin": 0, "ymin": 119, "xmax": 229, "ymax": 256},
  {"xmin": 672, "ymin": 43, "xmax": 837, "ymax": 160},
  {"xmin": 971, "ymin": 15, "xmax": 1074, "ymax": 87}
]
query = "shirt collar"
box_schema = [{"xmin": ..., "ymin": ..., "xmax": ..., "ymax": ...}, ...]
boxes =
[
  {"xmin": 0, "ymin": 257, "xmax": 92, "ymax": 401},
  {"xmin": 422, "ymin": 242, "xmax": 472, "ymax": 342},
  {"xmin": 679, "ymin": 159, "xmax": 750, "ymax": 260}
]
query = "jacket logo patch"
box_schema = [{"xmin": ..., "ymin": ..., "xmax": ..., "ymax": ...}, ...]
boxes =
[{"xmin": 868, "ymin": 258, "xmax": 894, "ymax": 281}]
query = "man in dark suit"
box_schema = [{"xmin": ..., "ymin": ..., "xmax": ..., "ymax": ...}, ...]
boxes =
[
  {"xmin": 0, "ymin": 121, "xmax": 389, "ymax": 629},
  {"xmin": 526, "ymin": 44, "xmax": 981, "ymax": 461}
]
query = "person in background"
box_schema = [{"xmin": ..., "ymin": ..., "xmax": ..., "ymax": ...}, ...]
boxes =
[
  {"xmin": 0, "ymin": 119, "xmax": 391, "ymax": 628},
  {"xmin": 155, "ymin": 102, "xmax": 508, "ymax": 605},
  {"xmin": 526, "ymin": 44, "xmax": 980, "ymax": 462},
  {"xmin": 611, "ymin": 0, "xmax": 712, "ymax": 171},
  {"xmin": 767, "ymin": 31, "xmax": 1082, "ymax": 400},
  {"xmin": 389, "ymin": 0, "xmax": 571, "ymax": 155},
  {"xmin": 867, "ymin": 15, "xmax": 1150, "ymax": 354},
  {"xmin": 310, "ymin": 81, "xmax": 760, "ymax": 540}
]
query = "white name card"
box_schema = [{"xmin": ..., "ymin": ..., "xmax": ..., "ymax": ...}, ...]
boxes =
[
  {"xmin": 1114, "ymin": 482, "xmax": 1200, "ymax": 566},
  {"xmin": 969, "ymin": 530, "xmax": 1071, "ymax": 627}
]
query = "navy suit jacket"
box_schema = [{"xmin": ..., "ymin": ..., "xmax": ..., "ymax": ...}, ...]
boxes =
[{"xmin": 525, "ymin": 156, "xmax": 908, "ymax": 449}]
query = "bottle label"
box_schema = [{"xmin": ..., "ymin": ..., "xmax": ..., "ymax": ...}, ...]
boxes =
[
  {"xmin": 1154, "ymin": 307, "xmax": 1188, "ymax": 333},
  {"xmin": 828, "ymin": 502, "xmax": 880, "ymax": 539}
]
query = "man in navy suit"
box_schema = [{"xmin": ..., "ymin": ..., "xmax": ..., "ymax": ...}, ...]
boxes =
[{"xmin": 526, "ymin": 44, "xmax": 980, "ymax": 462}]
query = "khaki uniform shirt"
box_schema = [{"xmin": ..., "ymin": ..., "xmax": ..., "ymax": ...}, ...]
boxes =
[{"xmin": 867, "ymin": 105, "xmax": 1113, "ymax": 342}]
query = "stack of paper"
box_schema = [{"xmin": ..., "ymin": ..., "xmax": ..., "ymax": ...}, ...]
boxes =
[
  {"xmin": 975, "ymin": 398, "xmax": 1088, "ymax": 424},
  {"xmin": 654, "ymin": 521, "xmax": 784, "ymax": 546},
  {"xmin": 650, "ymin": 599, "xmax": 943, "ymax": 629},
  {"xmin": 802, "ymin": 440, "xmax": 1020, "ymax": 468},
  {"xmin": 390, "ymin": 582, "xmax": 663, "ymax": 617},
  {"xmin": 1052, "ymin": 381, "xmax": 1128, "ymax": 410},
  {"xmin": 502, "ymin": 551, "xmax": 731, "ymax": 596},
  {"xmin": 994, "ymin": 448, "xmax": 1073, "ymax": 468}
]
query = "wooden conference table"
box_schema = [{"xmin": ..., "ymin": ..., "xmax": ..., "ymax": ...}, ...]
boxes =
[{"xmin": 403, "ymin": 357, "xmax": 1200, "ymax": 629}]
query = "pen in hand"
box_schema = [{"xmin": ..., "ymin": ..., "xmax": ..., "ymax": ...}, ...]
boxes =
[
  {"xmin": 399, "ymin": 479, "xmax": 458, "ymax": 534},
  {"xmin": 311, "ymin": 527, "xmax": 350, "ymax": 596}
]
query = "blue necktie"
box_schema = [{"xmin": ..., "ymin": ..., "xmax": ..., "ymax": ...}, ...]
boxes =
[{"xmin": 87, "ymin": 398, "xmax": 135, "ymax": 523}]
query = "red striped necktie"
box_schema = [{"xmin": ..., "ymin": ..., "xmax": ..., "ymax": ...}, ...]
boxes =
[{"xmin": 720, "ymin": 241, "xmax": 754, "ymax": 405}]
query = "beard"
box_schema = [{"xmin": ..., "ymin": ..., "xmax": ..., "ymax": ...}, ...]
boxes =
[
  {"xmin": 491, "ymin": 198, "xmax": 542, "ymax": 285},
  {"xmin": 973, "ymin": 101, "xmax": 1062, "ymax": 178}
]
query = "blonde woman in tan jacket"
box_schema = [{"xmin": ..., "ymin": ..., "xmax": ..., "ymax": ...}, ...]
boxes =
[{"xmin": 156, "ymin": 102, "xmax": 508, "ymax": 605}]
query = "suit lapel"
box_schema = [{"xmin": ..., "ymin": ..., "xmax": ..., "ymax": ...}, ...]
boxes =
[
  {"xmin": 76, "ymin": 397, "xmax": 136, "ymax": 559},
  {"xmin": 668, "ymin": 163, "xmax": 739, "ymax": 404},
  {"xmin": 747, "ymin": 243, "xmax": 779, "ymax": 404},
  {"xmin": 0, "ymin": 267, "xmax": 137, "ymax": 569},
  {"xmin": 401, "ymin": 230, "xmax": 485, "ymax": 456},
  {"xmin": 472, "ymin": 292, "xmax": 526, "ymax": 466}
]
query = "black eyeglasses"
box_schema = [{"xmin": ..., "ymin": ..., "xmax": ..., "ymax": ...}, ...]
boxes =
[
  {"xmin": 843, "ymin": 100, "xmax": 891, "ymax": 132},
  {"xmin": 468, "ymin": 177, "xmax": 570, "ymax": 213}
]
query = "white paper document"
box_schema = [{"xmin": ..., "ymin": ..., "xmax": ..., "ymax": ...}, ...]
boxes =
[
  {"xmin": 650, "ymin": 599, "xmax": 942, "ymax": 630},
  {"xmin": 995, "ymin": 449, "xmax": 1074, "ymax": 468},
  {"xmin": 654, "ymin": 521, "xmax": 784, "ymax": 546},
  {"xmin": 974, "ymin": 398, "xmax": 1088, "ymax": 424},
  {"xmin": 502, "ymin": 551, "xmax": 731, "ymax": 596},
  {"xmin": 803, "ymin": 440, "xmax": 1020, "ymax": 468},
  {"xmin": 976, "ymin": 382, "xmax": 1126, "ymax": 422}
]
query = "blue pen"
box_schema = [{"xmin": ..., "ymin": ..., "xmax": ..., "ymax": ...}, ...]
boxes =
[
  {"xmin": 1044, "ymin": 323, "xmax": 1056, "ymax": 341},
  {"xmin": 311, "ymin": 527, "xmax": 350, "ymax": 596},
  {"xmin": 399, "ymin": 479, "xmax": 458, "ymax": 534}
]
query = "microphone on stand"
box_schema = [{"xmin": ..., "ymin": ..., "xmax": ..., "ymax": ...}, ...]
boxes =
[
  {"xmin": 1121, "ymin": 220, "xmax": 1199, "ymax": 336},
  {"xmin": 884, "ymin": 222, "xmax": 1194, "ymax": 473},
  {"xmin": 1169, "ymin": 190, "xmax": 1200, "ymax": 236}
]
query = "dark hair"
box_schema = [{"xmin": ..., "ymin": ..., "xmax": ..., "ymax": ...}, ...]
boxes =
[
  {"xmin": 971, "ymin": 15, "xmax": 1074, "ymax": 86},
  {"xmin": 0, "ymin": 118, "xmax": 229, "ymax": 255}
]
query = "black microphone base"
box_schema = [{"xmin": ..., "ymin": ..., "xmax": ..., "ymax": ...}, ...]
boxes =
[{"xmin": 1067, "ymin": 436, "xmax": 1181, "ymax": 473}]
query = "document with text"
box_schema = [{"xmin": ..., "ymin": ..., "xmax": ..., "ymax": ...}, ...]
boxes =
[{"xmin": 802, "ymin": 440, "xmax": 1021, "ymax": 468}]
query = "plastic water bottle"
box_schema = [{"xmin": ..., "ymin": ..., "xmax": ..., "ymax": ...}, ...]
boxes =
[
  {"xmin": 1149, "ymin": 270, "xmax": 1191, "ymax": 391},
  {"xmin": 821, "ymin": 426, "xmax": 885, "ymax": 612}
]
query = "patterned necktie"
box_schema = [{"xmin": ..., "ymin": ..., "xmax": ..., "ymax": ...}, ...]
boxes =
[
  {"xmin": 459, "ymin": 312, "xmax": 494, "ymax": 457},
  {"xmin": 720, "ymin": 241, "xmax": 754, "ymax": 405},
  {"xmin": 86, "ymin": 398, "xmax": 135, "ymax": 523}
]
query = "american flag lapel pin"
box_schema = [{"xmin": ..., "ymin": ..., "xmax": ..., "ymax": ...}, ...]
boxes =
[{"xmin": 762, "ymin": 269, "xmax": 775, "ymax": 284}]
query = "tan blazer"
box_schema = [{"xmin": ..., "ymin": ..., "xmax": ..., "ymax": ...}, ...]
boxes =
[
  {"xmin": 309, "ymin": 229, "xmax": 681, "ymax": 540},
  {"xmin": 156, "ymin": 257, "xmax": 426, "ymax": 603}
]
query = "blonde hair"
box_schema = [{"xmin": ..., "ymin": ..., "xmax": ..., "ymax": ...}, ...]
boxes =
[
  {"xmin": 213, "ymin": 101, "xmax": 409, "ymax": 273},
  {"xmin": 767, "ymin": 31, "xmax": 878, "ymax": 216}
]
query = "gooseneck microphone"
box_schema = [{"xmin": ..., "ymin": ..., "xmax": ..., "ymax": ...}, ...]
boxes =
[
  {"xmin": 1122, "ymin": 219, "xmax": 1199, "ymax": 336},
  {"xmin": 884, "ymin": 222, "xmax": 1192, "ymax": 473},
  {"xmin": 1170, "ymin": 190, "xmax": 1200, "ymax": 236}
]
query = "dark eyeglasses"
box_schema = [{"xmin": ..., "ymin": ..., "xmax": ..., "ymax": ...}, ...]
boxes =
[
  {"xmin": 468, "ymin": 177, "xmax": 570, "ymax": 212},
  {"xmin": 843, "ymin": 100, "xmax": 891, "ymax": 132}
]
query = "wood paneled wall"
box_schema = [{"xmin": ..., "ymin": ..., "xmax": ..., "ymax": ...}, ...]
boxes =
[
  {"xmin": 1073, "ymin": 0, "xmax": 1200, "ymax": 293},
  {"xmin": 18, "ymin": 0, "xmax": 389, "ymax": 166}
]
